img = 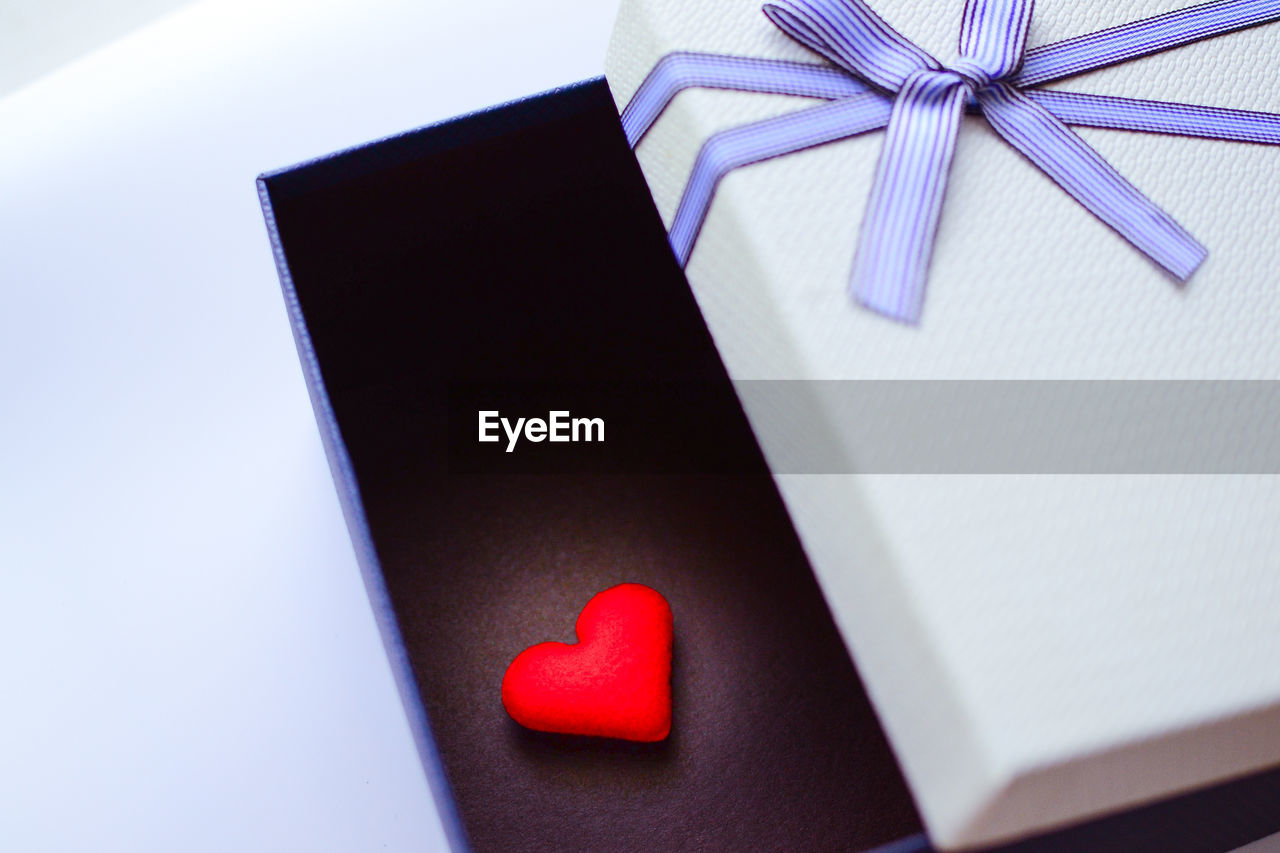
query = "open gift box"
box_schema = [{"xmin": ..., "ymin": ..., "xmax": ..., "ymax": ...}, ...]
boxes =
[
  {"xmin": 256, "ymin": 81, "xmax": 922, "ymax": 852},
  {"xmin": 257, "ymin": 70, "xmax": 1280, "ymax": 851}
]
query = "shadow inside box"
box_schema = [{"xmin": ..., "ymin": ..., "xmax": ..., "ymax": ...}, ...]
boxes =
[{"xmin": 509, "ymin": 718, "xmax": 678, "ymax": 763}]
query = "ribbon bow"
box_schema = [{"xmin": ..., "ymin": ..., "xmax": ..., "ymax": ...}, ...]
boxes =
[{"xmin": 621, "ymin": 0, "xmax": 1280, "ymax": 323}]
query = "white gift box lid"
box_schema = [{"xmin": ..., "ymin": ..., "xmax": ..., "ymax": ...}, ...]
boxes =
[{"xmin": 605, "ymin": 0, "xmax": 1280, "ymax": 847}]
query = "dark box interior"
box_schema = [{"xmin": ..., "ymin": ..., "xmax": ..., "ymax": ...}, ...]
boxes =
[{"xmin": 259, "ymin": 79, "xmax": 1280, "ymax": 853}]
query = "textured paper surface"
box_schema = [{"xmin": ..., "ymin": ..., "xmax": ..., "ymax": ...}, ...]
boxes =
[{"xmin": 606, "ymin": 1, "xmax": 1280, "ymax": 848}]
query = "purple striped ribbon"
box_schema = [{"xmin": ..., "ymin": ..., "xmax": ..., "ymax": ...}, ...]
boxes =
[{"xmin": 621, "ymin": 0, "xmax": 1280, "ymax": 323}]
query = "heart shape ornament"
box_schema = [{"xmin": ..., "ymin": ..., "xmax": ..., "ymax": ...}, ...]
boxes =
[{"xmin": 501, "ymin": 583, "xmax": 673, "ymax": 742}]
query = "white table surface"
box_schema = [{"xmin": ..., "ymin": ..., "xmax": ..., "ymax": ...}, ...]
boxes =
[
  {"xmin": 1, "ymin": 1, "xmax": 1277, "ymax": 851},
  {"xmin": 0, "ymin": 0, "xmax": 195, "ymax": 98},
  {"xmin": 0, "ymin": 0, "xmax": 615, "ymax": 849}
]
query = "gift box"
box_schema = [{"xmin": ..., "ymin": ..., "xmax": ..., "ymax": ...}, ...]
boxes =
[
  {"xmin": 258, "ymin": 68, "xmax": 1280, "ymax": 851},
  {"xmin": 604, "ymin": 0, "xmax": 1280, "ymax": 848},
  {"xmin": 256, "ymin": 80, "xmax": 926, "ymax": 853}
]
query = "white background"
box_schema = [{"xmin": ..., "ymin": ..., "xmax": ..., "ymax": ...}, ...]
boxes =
[
  {"xmin": 0, "ymin": 1, "xmax": 615, "ymax": 850},
  {"xmin": 0, "ymin": 0, "xmax": 193, "ymax": 98}
]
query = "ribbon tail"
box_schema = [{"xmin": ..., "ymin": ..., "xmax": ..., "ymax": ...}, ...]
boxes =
[
  {"xmin": 669, "ymin": 94, "xmax": 893, "ymax": 266},
  {"xmin": 1027, "ymin": 90, "xmax": 1280, "ymax": 145},
  {"xmin": 620, "ymin": 54, "xmax": 874, "ymax": 147},
  {"xmin": 1016, "ymin": 0, "xmax": 1280, "ymax": 87},
  {"xmin": 850, "ymin": 73, "xmax": 968, "ymax": 324},
  {"xmin": 980, "ymin": 83, "xmax": 1207, "ymax": 280}
]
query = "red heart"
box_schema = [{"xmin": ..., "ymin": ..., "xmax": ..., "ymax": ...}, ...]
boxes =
[{"xmin": 501, "ymin": 583, "xmax": 673, "ymax": 742}]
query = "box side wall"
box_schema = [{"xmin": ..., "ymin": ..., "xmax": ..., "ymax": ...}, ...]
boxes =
[{"xmin": 257, "ymin": 178, "xmax": 473, "ymax": 853}]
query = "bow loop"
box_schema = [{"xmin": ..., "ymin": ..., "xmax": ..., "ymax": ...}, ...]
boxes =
[
  {"xmin": 625, "ymin": 0, "xmax": 1280, "ymax": 323},
  {"xmin": 957, "ymin": 0, "xmax": 1034, "ymax": 82},
  {"xmin": 763, "ymin": 0, "xmax": 938, "ymax": 92}
]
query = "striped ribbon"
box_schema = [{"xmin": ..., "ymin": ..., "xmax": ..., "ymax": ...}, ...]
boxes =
[{"xmin": 622, "ymin": 0, "xmax": 1280, "ymax": 323}]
